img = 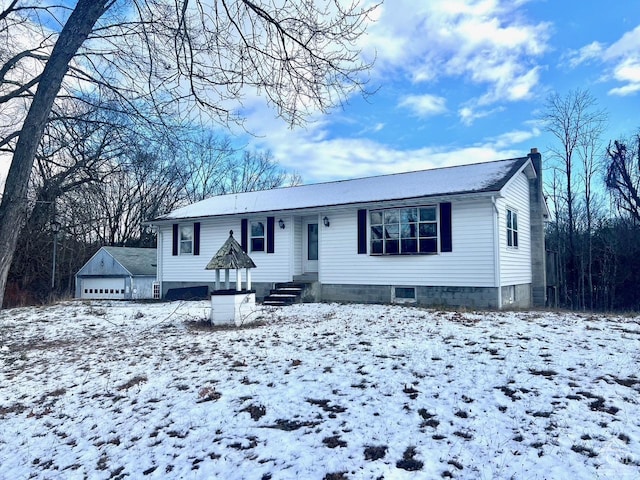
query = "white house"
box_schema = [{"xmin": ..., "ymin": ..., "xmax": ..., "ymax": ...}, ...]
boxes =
[
  {"xmin": 148, "ymin": 149, "xmax": 547, "ymax": 309},
  {"xmin": 75, "ymin": 247, "xmax": 158, "ymax": 300}
]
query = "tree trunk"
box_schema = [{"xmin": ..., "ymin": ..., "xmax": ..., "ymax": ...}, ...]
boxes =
[{"xmin": 0, "ymin": 0, "xmax": 109, "ymax": 308}]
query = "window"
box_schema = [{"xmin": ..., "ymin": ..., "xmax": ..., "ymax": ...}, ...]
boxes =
[
  {"xmin": 392, "ymin": 286, "xmax": 417, "ymax": 304},
  {"xmin": 504, "ymin": 285, "xmax": 516, "ymax": 304},
  {"xmin": 180, "ymin": 225, "xmax": 193, "ymax": 254},
  {"xmin": 370, "ymin": 206, "xmax": 438, "ymax": 255},
  {"xmin": 506, "ymin": 209, "xmax": 518, "ymax": 248},
  {"xmin": 251, "ymin": 221, "xmax": 265, "ymax": 252}
]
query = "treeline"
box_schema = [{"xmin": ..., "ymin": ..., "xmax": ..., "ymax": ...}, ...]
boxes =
[
  {"xmin": 4, "ymin": 102, "xmax": 299, "ymax": 307},
  {"xmin": 543, "ymin": 89, "xmax": 640, "ymax": 311}
]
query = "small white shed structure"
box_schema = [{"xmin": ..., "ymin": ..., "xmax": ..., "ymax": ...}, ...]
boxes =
[{"xmin": 75, "ymin": 247, "xmax": 157, "ymax": 300}]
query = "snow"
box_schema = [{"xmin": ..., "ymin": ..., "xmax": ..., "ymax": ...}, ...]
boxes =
[
  {"xmin": 1, "ymin": 301, "xmax": 639, "ymax": 479},
  {"xmin": 157, "ymin": 157, "xmax": 526, "ymax": 220}
]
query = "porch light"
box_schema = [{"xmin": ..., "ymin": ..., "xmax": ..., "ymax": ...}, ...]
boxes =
[
  {"xmin": 278, "ymin": 219, "xmax": 285, "ymax": 229},
  {"xmin": 323, "ymin": 216, "xmax": 330, "ymax": 227}
]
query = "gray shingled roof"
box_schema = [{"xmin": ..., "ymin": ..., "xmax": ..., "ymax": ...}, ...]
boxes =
[
  {"xmin": 103, "ymin": 247, "xmax": 157, "ymax": 276},
  {"xmin": 206, "ymin": 231, "xmax": 256, "ymax": 270},
  {"xmin": 153, "ymin": 156, "xmax": 531, "ymax": 222}
]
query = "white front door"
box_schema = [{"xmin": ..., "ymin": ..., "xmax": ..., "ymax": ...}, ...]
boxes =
[{"xmin": 302, "ymin": 218, "xmax": 319, "ymax": 273}]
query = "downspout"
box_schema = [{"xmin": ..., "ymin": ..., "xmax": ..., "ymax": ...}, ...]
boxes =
[
  {"xmin": 492, "ymin": 196, "xmax": 502, "ymax": 309},
  {"xmin": 156, "ymin": 226, "xmax": 162, "ymax": 298}
]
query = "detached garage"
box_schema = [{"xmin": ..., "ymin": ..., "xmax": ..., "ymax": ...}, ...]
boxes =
[{"xmin": 75, "ymin": 247, "xmax": 157, "ymax": 300}]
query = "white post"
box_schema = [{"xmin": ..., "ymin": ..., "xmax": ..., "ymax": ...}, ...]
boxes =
[
  {"xmin": 246, "ymin": 268, "xmax": 252, "ymax": 290},
  {"xmin": 225, "ymin": 269, "xmax": 230, "ymax": 289},
  {"xmin": 236, "ymin": 268, "xmax": 241, "ymax": 291},
  {"xmin": 215, "ymin": 270, "xmax": 220, "ymax": 291}
]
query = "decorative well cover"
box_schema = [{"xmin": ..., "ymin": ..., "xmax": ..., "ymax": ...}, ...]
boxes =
[{"xmin": 205, "ymin": 230, "xmax": 256, "ymax": 270}]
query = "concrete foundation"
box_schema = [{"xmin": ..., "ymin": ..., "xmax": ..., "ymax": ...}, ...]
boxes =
[
  {"xmin": 167, "ymin": 281, "xmax": 533, "ymax": 309},
  {"xmin": 321, "ymin": 284, "xmax": 503, "ymax": 309}
]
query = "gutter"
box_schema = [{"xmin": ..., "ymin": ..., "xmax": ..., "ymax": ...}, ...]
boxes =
[
  {"xmin": 143, "ymin": 191, "xmax": 504, "ymax": 225},
  {"xmin": 492, "ymin": 196, "xmax": 502, "ymax": 309}
]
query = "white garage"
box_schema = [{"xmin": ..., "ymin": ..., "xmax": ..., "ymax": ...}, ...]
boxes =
[{"xmin": 75, "ymin": 247, "xmax": 157, "ymax": 300}]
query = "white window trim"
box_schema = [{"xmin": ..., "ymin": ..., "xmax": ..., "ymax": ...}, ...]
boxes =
[
  {"xmin": 506, "ymin": 207, "xmax": 519, "ymax": 249},
  {"xmin": 392, "ymin": 286, "xmax": 417, "ymax": 304},
  {"xmin": 250, "ymin": 219, "xmax": 266, "ymax": 252},
  {"xmin": 179, "ymin": 224, "xmax": 194, "ymax": 255},
  {"xmin": 370, "ymin": 205, "xmax": 439, "ymax": 256}
]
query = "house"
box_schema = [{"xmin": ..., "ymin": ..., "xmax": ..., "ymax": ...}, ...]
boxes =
[
  {"xmin": 148, "ymin": 149, "xmax": 547, "ymax": 309},
  {"xmin": 75, "ymin": 247, "xmax": 158, "ymax": 300}
]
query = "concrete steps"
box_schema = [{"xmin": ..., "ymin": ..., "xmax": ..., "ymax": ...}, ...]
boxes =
[{"xmin": 262, "ymin": 283, "xmax": 305, "ymax": 306}]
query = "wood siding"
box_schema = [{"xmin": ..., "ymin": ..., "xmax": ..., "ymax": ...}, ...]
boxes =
[{"xmin": 498, "ymin": 172, "xmax": 532, "ymax": 286}]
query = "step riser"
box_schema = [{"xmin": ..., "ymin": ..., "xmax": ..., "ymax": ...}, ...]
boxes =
[{"xmin": 263, "ymin": 281, "xmax": 307, "ymax": 306}]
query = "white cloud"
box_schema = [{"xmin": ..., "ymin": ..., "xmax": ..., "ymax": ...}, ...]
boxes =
[
  {"xmin": 458, "ymin": 105, "xmax": 504, "ymax": 126},
  {"xmin": 0, "ymin": 153, "xmax": 9, "ymax": 196},
  {"xmin": 238, "ymin": 96, "xmax": 536, "ymax": 182},
  {"xmin": 487, "ymin": 127, "xmax": 541, "ymax": 149},
  {"xmin": 398, "ymin": 94, "xmax": 447, "ymax": 117},
  {"xmin": 566, "ymin": 41, "xmax": 604, "ymax": 68},
  {"xmin": 360, "ymin": 0, "xmax": 550, "ymax": 110},
  {"xmin": 570, "ymin": 25, "xmax": 640, "ymax": 96},
  {"xmin": 608, "ymin": 57, "xmax": 640, "ymax": 96}
]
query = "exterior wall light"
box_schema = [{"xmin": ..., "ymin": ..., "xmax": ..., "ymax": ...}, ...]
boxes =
[
  {"xmin": 278, "ymin": 219, "xmax": 285, "ymax": 229},
  {"xmin": 323, "ymin": 216, "xmax": 330, "ymax": 227}
]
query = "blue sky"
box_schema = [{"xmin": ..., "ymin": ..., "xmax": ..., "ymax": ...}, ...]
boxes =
[
  {"xmin": 233, "ymin": 0, "xmax": 640, "ymax": 183},
  {"xmin": 2, "ymin": 0, "xmax": 640, "ymax": 190}
]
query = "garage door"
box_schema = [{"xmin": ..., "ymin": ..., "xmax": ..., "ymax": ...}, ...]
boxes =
[{"xmin": 80, "ymin": 278, "xmax": 126, "ymax": 300}]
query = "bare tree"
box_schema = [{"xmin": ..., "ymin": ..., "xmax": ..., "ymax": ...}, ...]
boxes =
[
  {"xmin": 606, "ymin": 136, "xmax": 640, "ymax": 223},
  {"xmin": 0, "ymin": 0, "xmax": 377, "ymax": 307},
  {"xmin": 225, "ymin": 149, "xmax": 301, "ymax": 193},
  {"xmin": 178, "ymin": 133, "xmax": 237, "ymax": 203},
  {"xmin": 541, "ymin": 89, "xmax": 607, "ymax": 309}
]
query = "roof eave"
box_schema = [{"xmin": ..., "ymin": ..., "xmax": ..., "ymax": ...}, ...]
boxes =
[{"xmin": 146, "ymin": 190, "xmax": 504, "ymax": 224}]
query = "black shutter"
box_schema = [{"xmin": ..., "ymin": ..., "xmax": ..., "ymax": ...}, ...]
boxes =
[
  {"xmin": 357, "ymin": 209, "xmax": 367, "ymax": 254},
  {"xmin": 172, "ymin": 224, "xmax": 179, "ymax": 256},
  {"xmin": 241, "ymin": 219, "xmax": 248, "ymax": 252},
  {"xmin": 440, "ymin": 202, "xmax": 452, "ymax": 252},
  {"xmin": 193, "ymin": 222, "xmax": 200, "ymax": 256},
  {"xmin": 266, "ymin": 217, "xmax": 275, "ymax": 253}
]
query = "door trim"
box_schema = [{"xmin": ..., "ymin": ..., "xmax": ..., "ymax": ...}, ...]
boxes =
[{"xmin": 302, "ymin": 217, "xmax": 319, "ymax": 273}]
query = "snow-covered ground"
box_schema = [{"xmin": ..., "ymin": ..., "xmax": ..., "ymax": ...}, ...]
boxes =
[{"xmin": 1, "ymin": 301, "xmax": 639, "ymax": 480}]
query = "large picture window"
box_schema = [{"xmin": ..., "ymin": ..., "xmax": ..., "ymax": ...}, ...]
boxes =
[
  {"xmin": 370, "ymin": 206, "xmax": 438, "ymax": 255},
  {"xmin": 507, "ymin": 208, "xmax": 518, "ymax": 248},
  {"xmin": 251, "ymin": 220, "xmax": 265, "ymax": 252}
]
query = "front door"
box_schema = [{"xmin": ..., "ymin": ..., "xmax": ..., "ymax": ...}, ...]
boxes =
[{"xmin": 302, "ymin": 218, "xmax": 318, "ymax": 273}]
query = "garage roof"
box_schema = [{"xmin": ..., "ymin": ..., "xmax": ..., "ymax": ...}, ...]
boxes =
[{"xmin": 101, "ymin": 247, "xmax": 157, "ymax": 276}]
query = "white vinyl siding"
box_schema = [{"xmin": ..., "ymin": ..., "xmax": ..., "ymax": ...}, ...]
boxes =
[
  {"xmin": 292, "ymin": 217, "xmax": 303, "ymax": 275},
  {"xmin": 320, "ymin": 199, "xmax": 496, "ymax": 287},
  {"xmin": 161, "ymin": 216, "xmax": 292, "ymax": 284},
  {"xmin": 499, "ymin": 172, "xmax": 531, "ymax": 286}
]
